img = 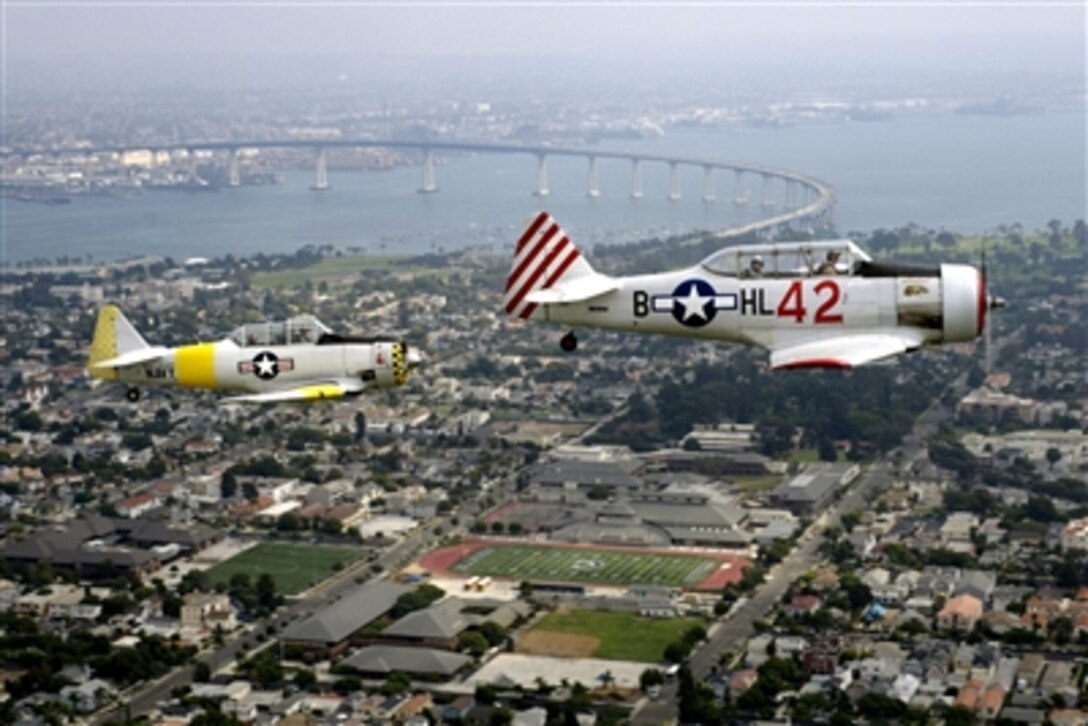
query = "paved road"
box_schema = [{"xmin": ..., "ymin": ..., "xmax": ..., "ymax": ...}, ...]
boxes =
[{"xmin": 632, "ymin": 373, "xmax": 969, "ymax": 725}]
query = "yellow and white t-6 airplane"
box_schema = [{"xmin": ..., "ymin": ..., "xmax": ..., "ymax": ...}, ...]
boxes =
[
  {"xmin": 505, "ymin": 211, "xmax": 1003, "ymax": 369},
  {"xmin": 87, "ymin": 305, "xmax": 420, "ymax": 402}
]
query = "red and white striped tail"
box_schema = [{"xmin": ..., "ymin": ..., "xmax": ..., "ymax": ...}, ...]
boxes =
[{"xmin": 504, "ymin": 211, "xmax": 596, "ymax": 319}]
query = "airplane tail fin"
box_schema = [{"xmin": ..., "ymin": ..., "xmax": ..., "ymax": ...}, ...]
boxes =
[
  {"xmin": 88, "ymin": 304, "xmax": 150, "ymax": 380},
  {"xmin": 504, "ymin": 211, "xmax": 597, "ymax": 319}
]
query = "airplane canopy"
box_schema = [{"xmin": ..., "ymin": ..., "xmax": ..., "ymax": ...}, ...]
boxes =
[
  {"xmin": 702, "ymin": 239, "xmax": 872, "ymax": 278},
  {"xmin": 229, "ymin": 315, "xmax": 332, "ymax": 348}
]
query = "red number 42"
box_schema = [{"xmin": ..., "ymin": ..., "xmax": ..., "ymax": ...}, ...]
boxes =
[{"xmin": 776, "ymin": 280, "xmax": 843, "ymax": 324}]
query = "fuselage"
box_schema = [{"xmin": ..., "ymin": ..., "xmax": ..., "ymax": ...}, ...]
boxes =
[
  {"xmin": 111, "ymin": 337, "xmax": 408, "ymax": 395},
  {"xmin": 536, "ymin": 261, "xmax": 981, "ymax": 352}
]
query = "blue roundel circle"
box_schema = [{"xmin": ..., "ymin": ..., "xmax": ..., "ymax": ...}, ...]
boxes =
[{"xmin": 670, "ymin": 278, "xmax": 718, "ymax": 327}]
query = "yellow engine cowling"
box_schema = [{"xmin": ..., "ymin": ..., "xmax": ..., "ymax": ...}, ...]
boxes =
[{"xmin": 369, "ymin": 341, "xmax": 411, "ymax": 388}]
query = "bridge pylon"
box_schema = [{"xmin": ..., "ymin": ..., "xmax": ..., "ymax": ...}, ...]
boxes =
[
  {"xmin": 630, "ymin": 159, "xmax": 643, "ymax": 199},
  {"xmin": 533, "ymin": 154, "xmax": 550, "ymax": 197},
  {"xmin": 587, "ymin": 156, "xmax": 600, "ymax": 198},
  {"xmin": 761, "ymin": 173, "xmax": 776, "ymax": 209},
  {"xmin": 228, "ymin": 149, "xmax": 241, "ymax": 187},
  {"xmin": 702, "ymin": 165, "xmax": 716, "ymax": 203},
  {"xmin": 733, "ymin": 170, "xmax": 749, "ymax": 206},
  {"xmin": 667, "ymin": 162, "xmax": 681, "ymax": 201},
  {"xmin": 418, "ymin": 147, "xmax": 438, "ymax": 194},
  {"xmin": 311, "ymin": 147, "xmax": 330, "ymax": 192}
]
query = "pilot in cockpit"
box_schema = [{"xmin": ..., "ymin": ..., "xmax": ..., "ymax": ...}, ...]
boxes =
[
  {"xmin": 817, "ymin": 250, "xmax": 842, "ymax": 275},
  {"xmin": 742, "ymin": 255, "xmax": 765, "ymax": 279}
]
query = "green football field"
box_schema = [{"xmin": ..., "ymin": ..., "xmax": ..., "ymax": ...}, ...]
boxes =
[
  {"xmin": 206, "ymin": 543, "xmax": 364, "ymax": 595},
  {"xmin": 530, "ymin": 610, "xmax": 705, "ymax": 662},
  {"xmin": 451, "ymin": 545, "xmax": 717, "ymax": 587}
]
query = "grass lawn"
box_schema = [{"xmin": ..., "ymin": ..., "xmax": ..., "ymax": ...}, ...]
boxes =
[
  {"xmin": 250, "ymin": 255, "xmax": 403, "ymax": 289},
  {"xmin": 530, "ymin": 610, "xmax": 704, "ymax": 662},
  {"xmin": 206, "ymin": 542, "xmax": 364, "ymax": 595},
  {"xmin": 733, "ymin": 474, "xmax": 783, "ymax": 493},
  {"xmin": 452, "ymin": 545, "xmax": 717, "ymax": 588}
]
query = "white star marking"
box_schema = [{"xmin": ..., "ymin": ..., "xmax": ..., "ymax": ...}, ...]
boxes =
[
  {"xmin": 255, "ymin": 355, "xmax": 277, "ymax": 377},
  {"xmin": 675, "ymin": 285, "xmax": 711, "ymax": 322}
]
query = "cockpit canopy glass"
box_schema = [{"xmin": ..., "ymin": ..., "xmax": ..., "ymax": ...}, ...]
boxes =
[
  {"xmin": 702, "ymin": 240, "xmax": 871, "ymax": 278},
  {"xmin": 229, "ymin": 315, "xmax": 331, "ymax": 347}
]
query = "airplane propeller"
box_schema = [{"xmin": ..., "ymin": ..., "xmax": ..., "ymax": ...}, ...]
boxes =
[{"xmin": 980, "ymin": 241, "xmax": 1007, "ymax": 377}]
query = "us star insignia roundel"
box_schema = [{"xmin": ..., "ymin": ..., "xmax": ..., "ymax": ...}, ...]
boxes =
[
  {"xmin": 647, "ymin": 278, "xmax": 739, "ymax": 328},
  {"xmin": 238, "ymin": 351, "xmax": 295, "ymax": 380}
]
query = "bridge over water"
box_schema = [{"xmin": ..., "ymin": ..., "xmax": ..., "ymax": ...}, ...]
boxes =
[{"xmin": 5, "ymin": 139, "xmax": 837, "ymax": 239}]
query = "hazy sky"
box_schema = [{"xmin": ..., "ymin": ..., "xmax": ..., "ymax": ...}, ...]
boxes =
[{"xmin": 5, "ymin": 2, "xmax": 1084, "ymax": 63}]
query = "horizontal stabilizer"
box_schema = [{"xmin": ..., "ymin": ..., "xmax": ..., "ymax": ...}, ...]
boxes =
[
  {"xmin": 89, "ymin": 346, "xmax": 170, "ymax": 371},
  {"xmin": 222, "ymin": 380, "xmax": 364, "ymax": 403},
  {"xmin": 770, "ymin": 331, "xmax": 925, "ymax": 370},
  {"xmin": 524, "ymin": 273, "xmax": 619, "ymax": 305}
]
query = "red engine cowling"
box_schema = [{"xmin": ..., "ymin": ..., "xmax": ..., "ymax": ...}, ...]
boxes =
[{"xmin": 940, "ymin": 264, "xmax": 985, "ymax": 343}]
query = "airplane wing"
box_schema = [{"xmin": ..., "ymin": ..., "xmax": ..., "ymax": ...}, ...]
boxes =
[
  {"xmin": 770, "ymin": 331, "xmax": 926, "ymax": 370},
  {"xmin": 524, "ymin": 273, "xmax": 619, "ymax": 305},
  {"xmin": 222, "ymin": 379, "xmax": 366, "ymax": 404},
  {"xmin": 88, "ymin": 346, "xmax": 170, "ymax": 371}
]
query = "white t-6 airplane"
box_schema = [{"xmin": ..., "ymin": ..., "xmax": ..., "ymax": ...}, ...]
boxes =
[
  {"xmin": 504, "ymin": 212, "xmax": 1003, "ymax": 369},
  {"xmin": 87, "ymin": 305, "xmax": 420, "ymax": 402}
]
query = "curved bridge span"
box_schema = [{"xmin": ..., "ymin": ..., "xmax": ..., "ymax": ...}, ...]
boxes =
[{"xmin": 6, "ymin": 139, "xmax": 836, "ymax": 239}]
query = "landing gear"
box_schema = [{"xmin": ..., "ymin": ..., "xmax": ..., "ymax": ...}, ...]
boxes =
[
  {"xmin": 126, "ymin": 387, "xmax": 141, "ymax": 403},
  {"xmin": 559, "ymin": 332, "xmax": 578, "ymax": 353}
]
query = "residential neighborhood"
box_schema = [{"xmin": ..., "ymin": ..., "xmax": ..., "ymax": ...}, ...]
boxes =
[{"xmin": 0, "ymin": 218, "xmax": 1084, "ymax": 726}]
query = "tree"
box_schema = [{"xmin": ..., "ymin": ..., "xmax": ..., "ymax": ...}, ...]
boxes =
[
  {"xmin": 390, "ymin": 584, "xmax": 445, "ymax": 618},
  {"xmin": 477, "ymin": 621, "xmax": 508, "ymax": 647},
  {"xmin": 1047, "ymin": 447, "xmax": 1063, "ymax": 470},
  {"xmin": 943, "ymin": 704, "xmax": 977, "ymax": 726},
  {"xmin": 193, "ymin": 661, "xmax": 212, "ymax": 683},
  {"xmin": 488, "ymin": 708, "xmax": 514, "ymax": 726},
  {"xmin": 1023, "ymin": 495, "xmax": 1059, "ymax": 523},
  {"xmin": 221, "ymin": 471, "xmax": 238, "ymax": 500},
  {"xmin": 321, "ymin": 675, "xmax": 358, "ymax": 695},
  {"xmin": 276, "ymin": 513, "xmax": 301, "ymax": 531},
  {"xmin": 459, "ymin": 631, "xmax": 489, "ymax": 657},
  {"xmin": 256, "ymin": 573, "xmax": 279, "ymax": 609},
  {"xmin": 354, "ymin": 411, "xmax": 368, "ymax": 442},
  {"xmin": 1049, "ymin": 615, "xmax": 1074, "ymax": 645},
  {"xmin": 936, "ymin": 231, "xmax": 957, "ymax": 249},
  {"xmin": 294, "ymin": 668, "xmax": 317, "ymax": 690},
  {"xmin": 248, "ymin": 651, "xmax": 283, "ymax": 688},
  {"xmin": 474, "ymin": 683, "xmax": 497, "ymax": 705},
  {"xmin": 378, "ymin": 672, "xmax": 408, "ymax": 696},
  {"xmin": 640, "ymin": 668, "xmax": 664, "ymax": 692},
  {"xmin": 683, "ymin": 624, "xmax": 708, "ymax": 646},
  {"xmin": 664, "ymin": 639, "xmax": 691, "ymax": 662}
]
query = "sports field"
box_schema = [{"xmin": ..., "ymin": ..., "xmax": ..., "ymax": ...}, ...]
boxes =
[
  {"xmin": 520, "ymin": 610, "xmax": 705, "ymax": 662},
  {"xmin": 451, "ymin": 544, "xmax": 717, "ymax": 587},
  {"xmin": 206, "ymin": 542, "xmax": 363, "ymax": 595}
]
